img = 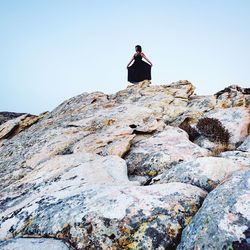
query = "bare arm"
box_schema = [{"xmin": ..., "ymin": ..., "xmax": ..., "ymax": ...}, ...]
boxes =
[
  {"xmin": 141, "ymin": 53, "xmax": 153, "ymax": 66},
  {"xmin": 127, "ymin": 55, "xmax": 135, "ymax": 68}
]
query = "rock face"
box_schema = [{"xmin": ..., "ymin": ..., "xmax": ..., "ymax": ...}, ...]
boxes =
[
  {"xmin": 0, "ymin": 113, "xmax": 47, "ymax": 141},
  {"xmin": 177, "ymin": 170, "xmax": 250, "ymax": 250},
  {"xmin": 126, "ymin": 126, "xmax": 208, "ymax": 178},
  {"xmin": 0, "ymin": 238, "xmax": 70, "ymax": 250},
  {"xmin": 0, "ymin": 112, "xmax": 26, "ymax": 125},
  {"xmin": 238, "ymin": 135, "xmax": 250, "ymax": 152},
  {"xmin": 0, "ymin": 80, "xmax": 249, "ymax": 249},
  {"xmin": 152, "ymin": 157, "xmax": 247, "ymax": 192},
  {"xmin": 214, "ymin": 84, "xmax": 250, "ymax": 108},
  {"xmin": 0, "ymin": 153, "xmax": 207, "ymax": 249}
]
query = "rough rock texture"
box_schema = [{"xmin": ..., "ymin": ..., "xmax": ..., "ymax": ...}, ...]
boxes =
[
  {"xmin": 0, "ymin": 153, "xmax": 207, "ymax": 248},
  {"xmin": 177, "ymin": 170, "xmax": 250, "ymax": 250},
  {"xmin": 0, "ymin": 112, "xmax": 47, "ymax": 141},
  {"xmin": 219, "ymin": 150, "xmax": 250, "ymax": 166},
  {"xmin": 214, "ymin": 84, "xmax": 250, "ymax": 108},
  {"xmin": 152, "ymin": 157, "xmax": 247, "ymax": 192},
  {"xmin": 0, "ymin": 112, "xmax": 26, "ymax": 126},
  {"xmin": 238, "ymin": 135, "xmax": 250, "ymax": 152},
  {"xmin": 0, "ymin": 238, "xmax": 70, "ymax": 250},
  {"xmin": 0, "ymin": 80, "xmax": 249, "ymax": 249},
  {"xmin": 194, "ymin": 135, "xmax": 218, "ymax": 150},
  {"xmin": 125, "ymin": 126, "xmax": 208, "ymax": 177}
]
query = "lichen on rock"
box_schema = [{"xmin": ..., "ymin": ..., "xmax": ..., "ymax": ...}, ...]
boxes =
[{"xmin": 0, "ymin": 80, "xmax": 249, "ymax": 249}]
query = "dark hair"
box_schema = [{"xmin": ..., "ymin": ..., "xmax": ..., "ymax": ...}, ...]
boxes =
[{"xmin": 135, "ymin": 45, "xmax": 142, "ymax": 52}]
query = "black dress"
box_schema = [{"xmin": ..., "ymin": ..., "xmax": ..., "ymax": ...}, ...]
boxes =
[{"xmin": 128, "ymin": 53, "xmax": 151, "ymax": 83}]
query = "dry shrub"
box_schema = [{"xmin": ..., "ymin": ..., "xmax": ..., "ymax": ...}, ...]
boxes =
[
  {"xmin": 196, "ymin": 117, "xmax": 230, "ymax": 145},
  {"xmin": 179, "ymin": 118, "xmax": 200, "ymax": 142},
  {"xmin": 208, "ymin": 143, "xmax": 231, "ymax": 156}
]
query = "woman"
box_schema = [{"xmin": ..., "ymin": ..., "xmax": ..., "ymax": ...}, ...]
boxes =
[{"xmin": 127, "ymin": 45, "xmax": 153, "ymax": 84}]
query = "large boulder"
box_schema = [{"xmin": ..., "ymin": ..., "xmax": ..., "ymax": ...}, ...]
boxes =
[
  {"xmin": 214, "ymin": 84, "xmax": 250, "ymax": 108},
  {"xmin": 238, "ymin": 135, "xmax": 250, "ymax": 152},
  {"xmin": 177, "ymin": 170, "xmax": 250, "ymax": 250},
  {"xmin": 0, "ymin": 81, "xmax": 249, "ymax": 249},
  {"xmin": 0, "ymin": 238, "xmax": 70, "ymax": 250},
  {"xmin": 125, "ymin": 126, "xmax": 209, "ymax": 177},
  {"xmin": 0, "ymin": 112, "xmax": 26, "ymax": 126},
  {"xmin": 0, "ymin": 113, "xmax": 47, "ymax": 142},
  {"xmin": 219, "ymin": 150, "xmax": 250, "ymax": 167},
  {"xmin": 0, "ymin": 153, "xmax": 207, "ymax": 249},
  {"xmin": 0, "ymin": 82, "xmax": 193, "ymax": 193},
  {"xmin": 152, "ymin": 157, "xmax": 247, "ymax": 192}
]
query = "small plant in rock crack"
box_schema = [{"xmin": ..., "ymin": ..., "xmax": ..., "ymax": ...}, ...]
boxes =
[{"xmin": 196, "ymin": 117, "xmax": 230, "ymax": 145}]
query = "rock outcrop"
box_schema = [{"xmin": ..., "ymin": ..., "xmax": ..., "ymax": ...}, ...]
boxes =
[
  {"xmin": 152, "ymin": 157, "xmax": 247, "ymax": 191},
  {"xmin": 0, "ymin": 80, "xmax": 249, "ymax": 249},
  {"xmin": 177, "ymin": 170, "xmax": 250, "ymax": 250},
  {"xmin": 0, "ymin": 112, "xmax": 26, "ymax": 125}
]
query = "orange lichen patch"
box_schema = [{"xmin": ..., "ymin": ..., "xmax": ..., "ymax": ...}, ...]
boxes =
[
  {"xmin": 119, "ymin": 226, "xmax": 131, "ymax": 235},
  {"xmin": 102, "ymin": 101, "xmax": 116, "ymax": 108},
  {"xmin": 170, "ymin": 203, "xmax": 185, "ymax": 217},
  {"xmin": 207, "ymin": 179, "xmax": 217, "ymax": 189},
  {"xmin": 116, "ymin": 131, "xmax": 133, "ymax": 136},
  {"xmin": 55, "ymin": 223, "xmax": 71, "ymax": 240},
  {"xmin": 166, "ymin": 223, "xmax": 182, "ymax": 238},
  {"xmin": 14, "ymin": 217, "xmax": 35, "ymax": 237},
  {"xmin": 56, "ymin": 232, "xmax": 64, "ymax": 239},
  {"xmin": 189, "ymin": 203, "xmax": 198, "ymax": 215},
  {"xmin": 146, "ymin": 171, "xmax": 158, "ymax": 177},
  {"xmin": 96, "ymin": 140, "xmax": 105, "ymax": 144},
  {"xmin": 118, "ymin": 90, "xmax": 127, "ymax": 96},
  {"xmin": 113, "ymin": 236, "xmax": 135, "ymax": 250},
  {"xmin": 103, "ymin": 119, "xmax": 116, "ymax": 126},
  {"xmin": 184, "ymin": 216, "xmax": 192, "ymax": 225}
]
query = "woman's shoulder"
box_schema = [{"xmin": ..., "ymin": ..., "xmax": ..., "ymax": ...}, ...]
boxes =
[{"xmin": 134, "ymin": 52, "xmax": 143, "ymax": 57}]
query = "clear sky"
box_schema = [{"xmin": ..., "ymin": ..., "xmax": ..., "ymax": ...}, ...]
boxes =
[{"xmin": 1, "ymin": 0, "xmax": 249, "ymax": 114}]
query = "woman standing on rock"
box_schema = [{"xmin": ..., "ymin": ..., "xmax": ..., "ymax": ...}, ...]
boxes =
[{"xmin": 127, "ymin": 45, "xmax": 153, "ymax": 84}]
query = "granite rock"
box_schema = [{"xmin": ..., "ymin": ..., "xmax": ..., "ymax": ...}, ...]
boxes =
[
  {"xmin": 125, "ymin": 126, "xmax": 209, "ymax": 177},
  {"xmin": 177, "ymin": 170, "xmax": 250, "ymax": 250},
  {"xmin": 152, "ymin": 157, "xmax": 247, "ymax": 192},
  {"xmin": 238, "ymin": 135, "xmax": 250, "ymax": 152},
  {"xmin": 0, "ymin": 238, "xmax": 70, "ymax": 250}
]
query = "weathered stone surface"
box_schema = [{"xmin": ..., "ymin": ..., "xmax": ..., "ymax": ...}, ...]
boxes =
[
  {"xmin": 152, "ymin": 157, "xmax": 247, "ymax": 192},
  {"xmin": 0, "ymin": 177, "xmax": 207, "ymax": 249},
  {"xmin": 0, "ymin": 81, "xmax": 200, "ymax": 192},
  {"xmin": 214, "ymin": 84, "xmax": 250, "ymax": 108},
  {"xmin": 219, "ymin": 150, "xmax": 250, "ymax": 166},
  {"xmin": 0, "ymin": 112, "xmax": 26, "ymax": 126},
  {"xmin": 0, "ymin": 114, "xmax": 28, "ymax": 140},
  {"xmin": 203, "ymin": 107, "xmax": 250, "ymax": 145},
  {"xmin": 0, "ymin": 152, "xmax": 134, "ymax": 203},
  {"xmin": 0, "ymin": 238, "xmax": 70, "ymax": 250},
  {"xmin": 177, "ymin": 170, "xmax": 250, "ymax": 250},
  {"xmin": 125, "ymin": 126, "xmax": 209, "ymax": 177},
  {"xmin": 238, "ymin": 135, "xmax": 250, "ymax": 152},
  {"xmin": 0, "ymin": 81, "xmax": 249, "ymax": 249},
  {"xmin": 170, "ymin": 84, "xmax": 250, "ymax": 127},
  {"xmin": 173, "ymin": 95, "xmax": 216, "ymax": 127},
  {"xmin": 0, "ymin": 113, "xmax": 47, "ymax": 141},
  {"xmin": 113, "ymin": 80, "xmax": 195, "ymax": 124}
]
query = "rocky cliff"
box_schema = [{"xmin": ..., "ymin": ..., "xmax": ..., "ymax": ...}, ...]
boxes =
[
  {"xmin": 0, "ymin": 80, "xmax": 249, "ymax": 250},
  {"xmin": 0, "ymin": 112, "xmax": 26, "ymax": 126}
]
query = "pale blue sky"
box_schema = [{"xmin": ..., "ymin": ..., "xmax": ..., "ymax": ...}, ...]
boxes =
[{"xmin": 1, "ymin": 0, "xmax": 249, "ymax": 114}]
